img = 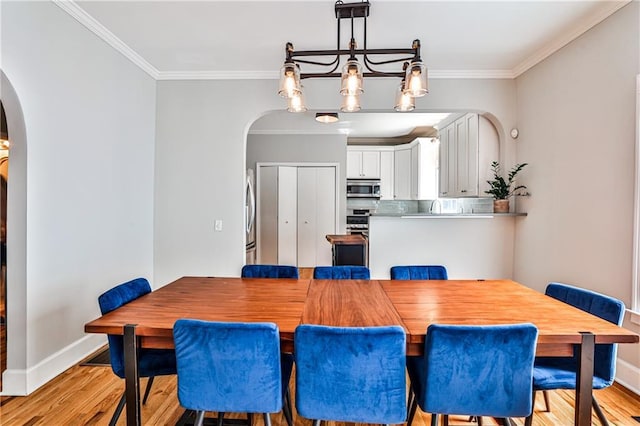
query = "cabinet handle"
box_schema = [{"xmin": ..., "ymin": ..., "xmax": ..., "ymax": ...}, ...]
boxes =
[
  {"xmin": 304, "ymin": 221, "xmax": 309, "ymax": 224},
  {"xmin": 461, "ymin": 190, "xmax": 467, "ymax": 193}
]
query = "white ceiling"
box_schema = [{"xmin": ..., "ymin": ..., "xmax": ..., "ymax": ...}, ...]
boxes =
[{"xmin": 58, "ymin": 0, "xmax": 630, "ymax": 136}]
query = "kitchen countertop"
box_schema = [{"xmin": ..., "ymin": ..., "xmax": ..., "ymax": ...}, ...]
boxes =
[
  {"xmin": 370, "ymin": 212, "xmax": 527, "ymax": 218},
  {"xmin": 325, "ymin": 234, "xmax": 367, "ymax": 245}
]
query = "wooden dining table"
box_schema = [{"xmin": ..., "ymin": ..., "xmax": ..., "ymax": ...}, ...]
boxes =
[{"xmin": 84, "ymin": 276, "xmax": 639, "ymax": 426}]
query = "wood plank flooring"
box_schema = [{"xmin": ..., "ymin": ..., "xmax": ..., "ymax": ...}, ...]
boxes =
[{"xmin": 1, "ymin": 347, "xmax": 639, "ymax": 426}]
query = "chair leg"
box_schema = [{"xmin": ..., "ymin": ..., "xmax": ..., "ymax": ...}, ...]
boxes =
[
  {"xmin": 592, "ymin": 396, "xmax": 610, "ymax": 426},
  {"xmin": 312, "ymin": 420, "xmax": 322, "ymax": 426},
  {"xmin": 524, "ymin": 412, "xmax": 533, "ymax": 426},
  {"xmin": 477, "ymin": 416, "xmax": 483, "ymax": 426},
  {"xmin": 430, "ymin": 413, "xmax": 438, "ymax": 426},
  {"xmin": 542, "ymin": 390, "xmax": 551, "ymax": 412},
  {"xmin": 108, "ymin": 392, "xmax": 126, "ymax": 426},
  {"xmin": 443, "ymin": 414, "xmax": 449, "ymax": 426},
  {"xmin": 263, "ymin": 413, "xmax": 272, "ymax": 426},
  {"xmin": 142, "ymin": 376, "xmax": 155, "ymax": 405},
  {"xmin": 247, "ymin": 413, "xmax": 253, "ymax": 426},
  {"xmin": 194, "ymin": 410, "xmax": 206, "ymax": 426},
  {"xmin": 217, "ymin": 411, "xmax": 225, "ymax": 426}
]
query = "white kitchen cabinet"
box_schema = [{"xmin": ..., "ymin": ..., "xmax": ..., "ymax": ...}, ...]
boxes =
[
  {"xmin": 297, "ymin": 167, "xmax": 336, "ymax": 267},
  {"xmin": 394, "ymin": 147, "xmax": 412, "ymax": 199},
  {"xmin": 438, "ymin": 113, "xmax": 498, "ymax": 198},
  {"xmin": 347, "ymin": 148, "xmax": 380, "ymax": 178},
  {"xmin": 379, "ymin": 150, "xmax": 394, "ymax": 200},
  {"xmin": 257, "ymin": 164, "xmax": 337, "ymax": 267}
]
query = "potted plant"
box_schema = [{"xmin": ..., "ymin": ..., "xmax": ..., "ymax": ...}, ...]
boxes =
[{"xmin": 485, "ymin": 161, "xmax": 529, "ymax": 213}]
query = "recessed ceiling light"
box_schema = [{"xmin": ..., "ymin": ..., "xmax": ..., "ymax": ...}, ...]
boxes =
[{"xmin": 315, "ymin": 112, "xmax": 339, "ymax": 124}]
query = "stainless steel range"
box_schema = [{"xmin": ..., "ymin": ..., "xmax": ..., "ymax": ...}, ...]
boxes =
[{"xmin": 346, "ymin": 209, "xmax": 370, "ymax": 237}]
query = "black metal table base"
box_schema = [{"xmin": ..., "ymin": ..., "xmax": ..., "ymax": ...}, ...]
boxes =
[{"xmin": 176, "ymin": 411, "xmax": 251, "ymax": 426}]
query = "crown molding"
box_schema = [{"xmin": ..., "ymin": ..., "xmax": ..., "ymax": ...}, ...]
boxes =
[
  {"xmin": 52, "ymin": 0, "xmax": 160, "ymax": 79},
  {"xmin": 512, "ymin": 0, "xmax": 630, "ymax": 77},
  {"xmin": 156, "ymin": 71, "xmax": 280, "ymax": 80},
  {"xmin": 157, "ymin": 69, "xmax": 515, "ymax": 81},
  {"xmin": 429, "ymin": 70, "xmax": 515, "ymax": 79}
]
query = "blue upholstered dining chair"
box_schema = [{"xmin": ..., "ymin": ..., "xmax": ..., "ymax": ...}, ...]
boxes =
[
  {"xmin": 407, "ymin": 323, "xmax": 538, "ymax": 426},
  {"xmin": 390, "ymin": 265, "xmax": 448, "ymax": 280},
  {"xmin": 312, "ymin": 265, "xmax": 370, "ymax": 279},
  {"xmin": 294, "ymin": 324, "xmax": 407, "ymax": 425},
  {"xmin": 98, "ymin": 278, "xmax": 177, "ymax": 426},
  {"xmin": 241, "ymin": 264, "xmax": 299, "ymax": 278},
  {"xmin": 524, "ymin": 282, "xmax": 625, "ymax": 426},
  {"xmin": 173, "ymin": 319, "xmax": 293, "ymax": 426}
]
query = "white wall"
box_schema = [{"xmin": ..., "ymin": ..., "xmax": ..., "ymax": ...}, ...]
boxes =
[
  {"xmin": 1, "ymin": 2, "xmax": 157, "ymax": 394},
  {"xmin": 154, "ymin": 78, "xmax": 518, "ymax": 287},
  {"xmin": 514, "ymin": 1, "xmax": 640, "ymax": 392}
]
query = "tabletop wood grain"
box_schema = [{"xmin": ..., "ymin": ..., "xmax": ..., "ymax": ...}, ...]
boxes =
[{"xmin": 86, "ymin": 277, "xmax": 638, "ymax": 355}]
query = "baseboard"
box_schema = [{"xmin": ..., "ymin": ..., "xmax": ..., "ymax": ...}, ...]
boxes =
[
  {"xmin": 616, "ymin": 358, "xmax": 640, "ymax": 396},
  {"xmin": 0, "ymin": 334, "xmax": 106, "ymax": 396}
]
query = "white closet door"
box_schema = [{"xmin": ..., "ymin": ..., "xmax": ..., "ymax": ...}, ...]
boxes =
[
  {"xmin": 297, "ymin": 167, "xmax": 336, "ymax": 267},
  {"xmin": 258, "ymin": 166, "xmax": 278, "ymax": 264},
  {"xmin": 277, "ymin": 166, "xmax": 298, "ymax": 266},
  {"xmin": 297, "ymin": 167, "xmax": 317, "ymax": 267},
  {"xmin": 314, "ymin": 167, "xmax": 336, "ymax": 266}
]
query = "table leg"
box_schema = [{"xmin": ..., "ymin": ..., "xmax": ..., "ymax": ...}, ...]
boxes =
[
  {"xmin": 124, "ymin": 324, "xmax": 141, "ymax": 426},
  {"xmin": 575, "ymin": 332, "xmax": 595, "ymax": 426}
]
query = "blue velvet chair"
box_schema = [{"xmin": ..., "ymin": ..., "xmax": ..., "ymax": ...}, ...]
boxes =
[
  {"xmin": 241, "ymin": 264, "xmax": 299, "ymax": 279},
  {"xmin": 294, "ymin": 324, "xmax": 406, "ymax": 425},
  {"xmin": 390, "ymin": 265, "xmax": 448, "ymax": 280},
  {"xmin": 407, "ymin": 323, "xmax": 538, "ymax": 426},
  {"xmin": 524, "ymin": 283, "xmax": 625, "ymax": 426},
  {"xmin": 98, "ymin": 278, "xmax": 177, "ymax": 426},
  {"xmin": 173, "ymin": 319, "xmax": 293, "ymax": 426},
  {"xmin": 312, "ymin": 265, "xmax": 370, "ymax": 279}
]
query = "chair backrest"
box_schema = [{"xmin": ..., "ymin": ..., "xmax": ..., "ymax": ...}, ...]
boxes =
[
  {"xmin": 241, "ymin": 264, "xmax": 299, "ymax": 279},
  {"xmin": 294, "ymin": 324, "xmax": 406, "ymax": 424},
  {"xmin": 417, "ymin": 323, "xmax": 538, "ymax": 418},
  {"xmin": 390, "ymin": 265, "xmax": 448, "ymax": 280},
  {"xmin": 545, "ymin": 282, "xmax": 625, "ymax": 383},
  {"xmin": 313, "ymin": 266, "xmax": 370, "ymax": 279},
  {"xmin": 98, "ymin": 277, "xmax": 152, "ymax": 377},
  {"xmin": 173, "ymin": 319, "xmax": 283, "ymax": 413}
]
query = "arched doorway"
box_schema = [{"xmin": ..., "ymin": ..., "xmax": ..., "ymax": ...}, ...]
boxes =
[
  {"xmin": 0, "ymin": 100, "xmax": 8, "ymax": 387},
  {"xmin": 0, "ymin": 70, "xmax": 28, "ymax": 395}
]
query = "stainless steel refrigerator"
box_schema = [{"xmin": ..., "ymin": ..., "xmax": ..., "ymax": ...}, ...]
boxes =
[{"xmin": 245, "ymin": 169, "xmax": 256, "ymax": 264}]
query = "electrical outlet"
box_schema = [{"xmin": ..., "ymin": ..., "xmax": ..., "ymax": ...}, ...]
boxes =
[{"xmin": 214, "ymin": 220, "xmax": 223, "ymax": 231}]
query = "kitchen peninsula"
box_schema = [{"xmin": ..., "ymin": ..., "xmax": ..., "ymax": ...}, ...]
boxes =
[{"xmin": 368, "ymin": 211, "xmax": 525, "ymax": 279}]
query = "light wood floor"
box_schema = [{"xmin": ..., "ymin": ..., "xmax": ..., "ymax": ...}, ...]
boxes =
[{"xmin": 1, "ymin": 348, "xmax": 639, "ymax": 426}]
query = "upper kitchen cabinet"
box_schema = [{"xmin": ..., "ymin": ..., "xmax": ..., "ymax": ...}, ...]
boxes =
[
  {"xmin": 438, "ymin": 113, "xmax": 499, "ymax": 198},
  {"xmin": 347, "ymin": 148, "xmax": 381, "ymax": 178},
  {"xmin": 394, "ymin": 138, "xmax": 438, "ymax": 200}
]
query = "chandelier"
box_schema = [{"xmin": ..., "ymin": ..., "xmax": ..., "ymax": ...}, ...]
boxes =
[{"xmin": 278, "ymin": 0, "xmax": 428, "ymax": 114}]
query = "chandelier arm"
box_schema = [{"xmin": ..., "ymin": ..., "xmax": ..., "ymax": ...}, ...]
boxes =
[
  {"xmin": 293, "ymin": 57, "xmax": 341, "ymax": 67},
  {"xmin": 300, "ymin": 71, "xmax": 404, "ymax": 79},
  {"xmin": 363, "ymin": 55, "xmax": 416, "ymax": 66}
]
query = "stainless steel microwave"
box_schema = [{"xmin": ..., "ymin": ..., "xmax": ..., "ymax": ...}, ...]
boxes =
[{"xmin": 346, "ymin": 179, "xmax": 381, "ymax": 199}]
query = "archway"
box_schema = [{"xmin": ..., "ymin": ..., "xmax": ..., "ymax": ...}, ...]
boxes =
[{"xmin": 0, "ymin": 70, "xmax": 28, "ymax": 395}]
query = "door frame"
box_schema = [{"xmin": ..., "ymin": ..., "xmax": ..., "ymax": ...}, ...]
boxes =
[{"xmin": 255, "ymin": 162, "xmax": 341, "ymax": 265}]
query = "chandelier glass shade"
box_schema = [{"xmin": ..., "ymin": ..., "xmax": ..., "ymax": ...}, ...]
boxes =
[{"xmin": 277, "ymin": 0, "xmax": 428, "ymax": 113}]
